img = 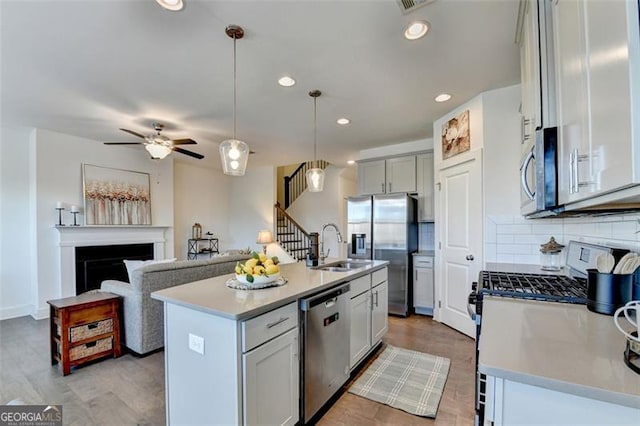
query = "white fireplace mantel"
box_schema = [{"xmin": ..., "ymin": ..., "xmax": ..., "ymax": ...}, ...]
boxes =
[{"xmin": 56, "ymin": 225, "xmax": 170, "ymax": 297}]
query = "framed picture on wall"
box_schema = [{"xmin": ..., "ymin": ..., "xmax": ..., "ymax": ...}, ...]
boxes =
[
  {"xmin": 82, "ymin": 164, "xmax": 151, "ymax": 225},
  {"xmin": 441, "ymin": 109, "xmax": 470, "ymax": 160}
]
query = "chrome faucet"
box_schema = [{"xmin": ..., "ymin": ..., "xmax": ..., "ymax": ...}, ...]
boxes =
[{"xmin": 320, "ymin": 223, "xmax": 343, "ymax": 263}]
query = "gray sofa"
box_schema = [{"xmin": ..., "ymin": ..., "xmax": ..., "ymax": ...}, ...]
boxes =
[{"xmin": 101, "ymin": 254, "xmax": 250, "ymax": 355}]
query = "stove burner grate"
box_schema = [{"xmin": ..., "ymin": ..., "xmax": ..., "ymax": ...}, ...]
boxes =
[{"xmin": 479, "ymin": 271, "xmax": 587, "ymax": 304}]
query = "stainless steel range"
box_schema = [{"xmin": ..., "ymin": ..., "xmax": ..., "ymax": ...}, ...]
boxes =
[{"xmin": 468, "ymin": 241, "xmax": 629, "ymax": 426}]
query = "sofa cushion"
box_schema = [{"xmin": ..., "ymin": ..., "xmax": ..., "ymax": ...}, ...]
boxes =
[{"xmin": 124, "ymin": 258, "xmax": 177, "ymax": 282}]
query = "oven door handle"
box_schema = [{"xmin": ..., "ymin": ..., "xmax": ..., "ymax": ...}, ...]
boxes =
[{"xmin": 467, "ymin": 292, "xmax": 477, "ymax": 321}]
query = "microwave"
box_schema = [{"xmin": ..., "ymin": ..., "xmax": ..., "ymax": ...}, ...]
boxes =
[{"xmin": 520, "ymin": 127, "xmax": 558, "ymax": 217}]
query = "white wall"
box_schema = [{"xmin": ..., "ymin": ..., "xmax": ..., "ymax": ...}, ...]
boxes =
[
  {"xmin": 174, "ymin": 162, "xmax": 231, "ymax": 260},
  {"xmin": 0, "ymin": 127, "xmax": 175, "ymax": 319},
  {"xmin": 228, "ymin": 166, "xmax": 277, "ymax": 253},
  {"xmin": 1, "ymin": 126, "xmax": 34, "ymax": 319}
]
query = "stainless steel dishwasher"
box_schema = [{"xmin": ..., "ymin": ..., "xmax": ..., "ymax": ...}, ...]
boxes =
[{"xmin": 300, "ymin": 282, "xmax": 350, "ymax": 423}]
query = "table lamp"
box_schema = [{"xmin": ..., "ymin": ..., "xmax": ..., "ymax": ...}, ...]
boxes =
[{"xmin": 256, "ymin": 230, "xmax": 274, "ymax": 255}]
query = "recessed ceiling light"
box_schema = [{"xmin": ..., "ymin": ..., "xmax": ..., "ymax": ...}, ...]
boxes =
[
  {"xmin": 347, "ymin": 160, "xmax": 356, "ymax": 165},
  {"xmin": 278, "ymin": 76, "xmax": 296, "ymax": 87},
  {"xmin": 404, "ymin": 21, "xmax": 429, "ymax": 40},
  {"xmin": 435, "ymin": 93, "xmax": 452, "ymax": 102},
  {"xmin": 337, "ymin": 118, "xmax": 351, "ymax": 125},
  {"xmin": 155, "ymin": 0, "xmax": 184, "ymax": 11}
]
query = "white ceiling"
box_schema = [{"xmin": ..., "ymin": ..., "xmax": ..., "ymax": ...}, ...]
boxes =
[{"xmin": 1, "ymin": 0, "xmax": 520, "ymax": 170}]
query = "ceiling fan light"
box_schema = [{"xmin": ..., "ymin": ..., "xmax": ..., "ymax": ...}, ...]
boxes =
[
  {"xmin": 219, "ymin": 139, "xmax": 249, "ymax": 176},
  {"xmin": 306, "ymin": 168, "xmax": 325, "ymax": 192},
  {"xmin": 155, "ymin": 0, "xmax": 184, "ymax": 11},
  {"xmin": 145, "ymin": 144, "xmax": 172, "ymax": 159}
]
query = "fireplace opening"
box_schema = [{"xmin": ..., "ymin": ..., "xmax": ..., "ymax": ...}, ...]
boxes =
[{"xmin": 75, "ymin": 243, "xmax": 154, "ymax": 294}]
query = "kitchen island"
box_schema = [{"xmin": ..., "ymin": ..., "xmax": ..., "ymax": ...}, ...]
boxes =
[
  {"xmin": 479, "ymin": 297, "xmax": 640, "ymax": 425},
  {"xmin": 151, "ymin": 259, "xmax": 388, "ymax": 425}
]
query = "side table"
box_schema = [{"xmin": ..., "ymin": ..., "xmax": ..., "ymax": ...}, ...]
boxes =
[{"xmin": 48, "ymin": 292, "xmax": 122, "ymax": 376}]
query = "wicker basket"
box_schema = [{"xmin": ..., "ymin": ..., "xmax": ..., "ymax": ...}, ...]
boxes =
[
  {"xmin": 69, "ymin": 318, "xmax": 113, "ymax": 342},
  {"xmin": 69, "ymin": 337, "xmax": 112, "ymax": 361}
]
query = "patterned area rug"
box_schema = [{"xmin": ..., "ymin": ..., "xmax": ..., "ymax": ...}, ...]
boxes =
[{"xmin": 348, "ymin": 344, "xmax": 451, "ymax": 417}]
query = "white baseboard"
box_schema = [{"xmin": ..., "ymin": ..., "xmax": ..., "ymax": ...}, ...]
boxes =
[
  {"xmin": 0, "ymin": 304, "xmax": 33, "ymax": 320},
  {"xmin": 31, "ymin": 305, "xmax": 49, "ymax": 320}
]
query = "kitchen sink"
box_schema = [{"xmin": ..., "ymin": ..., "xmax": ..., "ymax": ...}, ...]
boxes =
[{"xmin": 313, "ymin": 260, "xmax": 374, "ymax": 272}]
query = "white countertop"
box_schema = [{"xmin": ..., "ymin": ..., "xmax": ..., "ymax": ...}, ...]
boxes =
[
  {"xmin": 479, "ymin": 297, "xmax": 640, "ymax": 409},
  {"xmin": 151, "ymin": 259, "xmax": 388, "ymax": 321}
]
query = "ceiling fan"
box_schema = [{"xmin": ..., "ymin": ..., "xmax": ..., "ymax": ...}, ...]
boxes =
[{"xmin": 104, "ymin": 123, "xmax": 204, "ymax": 160}]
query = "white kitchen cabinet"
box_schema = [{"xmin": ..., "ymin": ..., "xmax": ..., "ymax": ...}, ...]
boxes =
[
  {"xmin": 358, "ymin": 160, "xmax": 386, "ymax": 195},
  {"xmin": 371, "ymin": 280, "xmax": 388, "ymax": 344},
  {"xmin": 519, "ymin": 0, "xmax": 542, "ymax": 148},
  {"xmin": 349, "ymin": 289, "xmax": 371, "ymax": 368},
  {"xmin": 386, "ymin": 156, "xmax": 416, "ymax": 193},
  {"xmin": 553, "ymin": 0, "xmax": 640, "ymax": 206},
  {"xmin": 349, "ymin": 267, "xmax": 388, "ymax": 369},
  {"xmin": 243, "ymin": 327, "xmax": 299, "ymax": 426},
  {"xmin": 358, "ymin": 156, "xmax": 416, "ymax": 195},
  {"xmin": 416, "ymin": 152, "xmax": 434, "ymax": 221},
  {"xmin": 413, "ymin": 255, "xmax": 434, "ymax": 315},
  {"xmin": 484, "ymin": 375, "xmax": 640, "ymax": 425}
]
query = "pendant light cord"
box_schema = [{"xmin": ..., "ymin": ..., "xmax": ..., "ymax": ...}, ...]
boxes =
[
  {"xmin": 233, "ymin": 34, "xmax": 237, "ymax": 140},
  {"xmin": 313, "ymin": 96, "xmax": 317, "ymax": 168}
]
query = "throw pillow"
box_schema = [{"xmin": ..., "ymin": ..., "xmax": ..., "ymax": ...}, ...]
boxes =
[{"xmin": 123, "ymin": 258, "xmax": 176, "ymax": 282}]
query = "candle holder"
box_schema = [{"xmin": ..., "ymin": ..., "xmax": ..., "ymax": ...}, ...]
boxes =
[
  {"xmin": 70, "ymin": 211, "xmax": 80, "ymax": 226},
  {"xmin": 55, "ymin": 207, "xmax": 66, "ymax": 226}
]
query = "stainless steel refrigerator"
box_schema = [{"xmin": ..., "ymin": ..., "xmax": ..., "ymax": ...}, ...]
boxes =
[{"xmin": 347, "ymin": 194, "xmax": 418, "ymax": 316}]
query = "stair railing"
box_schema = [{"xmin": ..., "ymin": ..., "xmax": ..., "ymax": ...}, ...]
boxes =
[
  {"xmin": 283, "ymin": 160, "xmax": 330, "ymax": 208},
  {"xmin": 274, "ymin": 202, "xmax": 310, "ymax": 261}
]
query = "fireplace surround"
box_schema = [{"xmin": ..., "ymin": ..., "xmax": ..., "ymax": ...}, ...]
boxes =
[{"xmin": 56, "ymin": 226, "xmax": 169, "ymax": 298}]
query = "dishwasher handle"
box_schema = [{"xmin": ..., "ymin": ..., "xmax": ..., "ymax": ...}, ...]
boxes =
[{"xmin": 300, "ymin": 283, "xmax": 350, "ymax": 311}]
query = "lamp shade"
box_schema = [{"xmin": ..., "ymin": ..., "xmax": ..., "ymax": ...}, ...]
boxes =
[
  {"xmin": 306, "ymin": 167, "xmax": 325, "ymax": 192},
  {"xmin": 219, "ymin": 139, "xmax": 249, "ymax": 176},
  {"xmin": 145, "ymin": 144, "xmax": 172, "ymax": 159},
  {"xmin": 256, "ymin": 229, "xmax": 274, "ymax": 245}
]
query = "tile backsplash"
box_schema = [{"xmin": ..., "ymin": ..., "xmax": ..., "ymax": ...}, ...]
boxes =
[
  {"xmin": 419, "ymin": 222, "xmax": 435, "ymax": 251},
  {"xmin": 486, "ymin": 213, "xmax": 640, "ymax": 265}
]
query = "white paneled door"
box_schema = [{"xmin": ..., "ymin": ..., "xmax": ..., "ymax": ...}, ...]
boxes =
[{"xmin": 438, "ymin": 150, "xmax": 482, "ymax": 338}]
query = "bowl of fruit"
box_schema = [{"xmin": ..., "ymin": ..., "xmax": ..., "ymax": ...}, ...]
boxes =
[{"xmin": 235, "ymin": 252, "xmax": 281, "ymax": 285}]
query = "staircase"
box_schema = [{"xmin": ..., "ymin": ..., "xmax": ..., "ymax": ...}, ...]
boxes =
[
  {"xmin": 283, "ymin": 160, "xmax": 330, "ymax": 208},
  {"xmin": 274, "ymin": 202, "xmax": 309, "ymax": 261}
]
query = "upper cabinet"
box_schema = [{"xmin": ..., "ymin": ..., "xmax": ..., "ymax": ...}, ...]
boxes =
[
  {"xmin": 553, "ymin": 0, "xmax": 640, "ymax": 206},
  {"xmin": 416, "ymin": 152, "xmax": 434, "ymax": 221},
  {"xmin": 358, "ymin": 155, "xmax": 416, "ymax": 195},
  {"xmin": 519, "ymin": 0, "xmax": 543, "ymax": 146}
]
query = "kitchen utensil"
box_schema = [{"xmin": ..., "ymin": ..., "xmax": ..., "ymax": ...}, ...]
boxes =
[
  {"xmin": 596, "ymin": 253, "xmax": 615, "ymax": 273},
  {"xmin": 613, "ymin": 253, "xmax": 637, "ymax": 274},
  {"xmin": 621, "ymin": 255, "xmax": 640, "ymax": 274},
  {"xmin": 614, "ymin": 300, "xmax": 640, "ymax": 342},
  {"xmin": 586, "ymin": 269, "xmax": 633, "ymax": 315}
]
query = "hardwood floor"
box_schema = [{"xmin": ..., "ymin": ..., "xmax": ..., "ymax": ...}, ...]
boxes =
[{"xmin": 0, "ymin": 314, "xmax": 475, "ymax": 425}]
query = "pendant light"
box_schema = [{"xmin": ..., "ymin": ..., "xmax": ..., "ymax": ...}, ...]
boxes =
[
  {"xmin": 219, "ymin": 25, "xmax": 250, "ymax": 176},
  {"xmin": 306, "ymin": 90, "xmax": 324, "ymax": 192}
]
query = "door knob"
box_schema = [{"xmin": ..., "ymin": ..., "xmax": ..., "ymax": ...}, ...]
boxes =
[{"xmin": 466, "ymin": 254, "xmax": 474, "ymax": 261}]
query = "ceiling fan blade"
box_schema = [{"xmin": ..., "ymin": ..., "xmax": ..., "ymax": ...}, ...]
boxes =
[
  {"xmin": 173, "ymin": 147, "xmax": 204, "ymax": 159},
  {"xmin": 119, "ymin": 128, "xmax": 146, "ymax": 139},
  {"xmin": 104, "ymin": 142, "xmax": 144, "ymax": 145},
  {"xmin": 171, "ymin": 138, "xmax": 197, "ymax": 145}
]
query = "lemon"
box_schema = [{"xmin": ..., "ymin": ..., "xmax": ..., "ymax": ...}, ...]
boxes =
[
  {"xmin": 253, "ymin": 265, "xmax": 266, "ymax": 276},
  {"xmin": 258, "ymin": 253, "xmax": 267, "ymax": 263},
  {"xmin": 235, "ymin": 264, "xmax": 242, "ymax": 274},
  {"xmin": 263, "ymin": 259, "xmax": 274, "ymax": 267},
  {"xmin": 265, "ymin": 265, "xmax": 279, "ymax": 275},
  {"xmin": 242, "ymin": 265, "xmax": 253, "ymax": 275},
  {"xmin": 245, "ymin": 258, "xmax": 259, "ymax": 269}
]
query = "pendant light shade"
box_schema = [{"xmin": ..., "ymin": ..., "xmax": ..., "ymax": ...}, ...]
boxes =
[
  {"xmin": 219, "ymin": 139, "xmax": 249, "ymax": 175},
  {"xmin": 145, "ymin": 144, "xmax": 171, "ymax": 159},
  {"xmin": 219, "ymin": 25, "xmax": 250, "ymax": 176},
  {"xmin": 306, "ymin": 90, "xmax": 324, "ymax": 192}
]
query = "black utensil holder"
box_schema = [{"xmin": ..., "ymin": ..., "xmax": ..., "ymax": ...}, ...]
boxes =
[{"xmin": 586, "ymin": 269, "xmax": 633, "ymax": 315}]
